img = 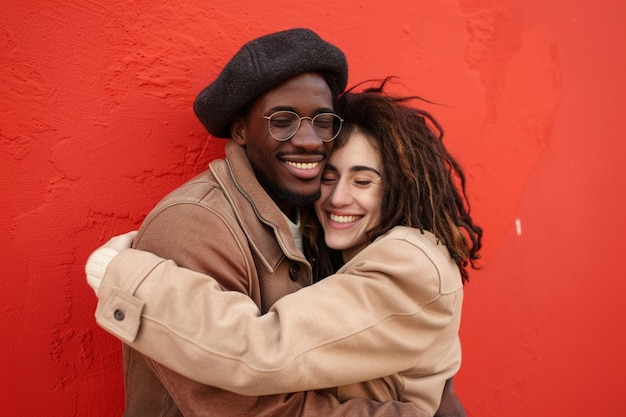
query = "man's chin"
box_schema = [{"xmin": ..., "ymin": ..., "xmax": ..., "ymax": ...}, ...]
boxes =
[
  {"xmin": 270, "ymin": 185, "xmax": 320, "ymax": 207},
  {"xmin": 281, "ymin": 190, "xmax": 320, "ymax": 207},
  {"xmin": 259, "ymin": 173, "xmax": 321, "ymax": 207}
]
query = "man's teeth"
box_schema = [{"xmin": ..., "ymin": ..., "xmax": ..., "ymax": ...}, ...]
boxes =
[
  {"xmin": 330, "ymin": 213, "xmax": 360, "ymax": 223},
  {"xmin": 285, "ymin": 161, "xmax": 319, "ymax": 170}
]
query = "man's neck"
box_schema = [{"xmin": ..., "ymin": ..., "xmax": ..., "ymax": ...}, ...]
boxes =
[{"xmin": 281, "ymin": 205, "xmax": 298, "ymax": 223}]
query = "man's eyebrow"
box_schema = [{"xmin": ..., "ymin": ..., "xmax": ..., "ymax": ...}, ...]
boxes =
[{"xmin": 268, "ymin": 105, "xmax": 296, "ymax": 113}]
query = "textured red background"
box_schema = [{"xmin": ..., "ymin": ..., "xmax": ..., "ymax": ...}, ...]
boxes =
[{"xmin": 2, "ymin": 1, "xmax": 625, "ymax": 416}]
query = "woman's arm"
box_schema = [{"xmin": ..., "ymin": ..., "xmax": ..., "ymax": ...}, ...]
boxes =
[{"xmin": 94, "ymin": 232, "xmax": 462, "ymax": 396}]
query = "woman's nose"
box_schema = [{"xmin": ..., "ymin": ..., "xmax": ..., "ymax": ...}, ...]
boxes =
[{"xmin": 329, "ymin": 180, "xmax": 353, "ymax": 206}]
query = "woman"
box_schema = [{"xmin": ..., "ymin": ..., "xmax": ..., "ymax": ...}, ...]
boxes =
[{"xmin": 88, "ymin": 80, "xmax": 482, "ymax": 416}]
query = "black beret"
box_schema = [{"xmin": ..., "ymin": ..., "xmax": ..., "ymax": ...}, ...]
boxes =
[{"xmin": 194, "ymin": 28, "xmax": 348, "ymax": 138}]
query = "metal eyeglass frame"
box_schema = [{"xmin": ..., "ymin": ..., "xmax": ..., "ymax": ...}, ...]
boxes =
[{"xmin": 256, "ymin": 110, "xmax": 344, "ymax": 142}]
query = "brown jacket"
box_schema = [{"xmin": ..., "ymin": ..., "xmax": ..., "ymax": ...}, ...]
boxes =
[{"xmin": 96, "ymin": 141, "xmax": 427, "ymax": 417}]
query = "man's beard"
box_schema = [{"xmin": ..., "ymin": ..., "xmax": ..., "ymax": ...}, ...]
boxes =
[{"xmin": 263, "ymin": 178, "xmax": 320, "ymax": 207}]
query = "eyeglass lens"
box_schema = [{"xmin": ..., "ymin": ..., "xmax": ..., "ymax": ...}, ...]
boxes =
[{"xmin": 267, "ymin": 111, "xmax": 342, "ymax": 142}]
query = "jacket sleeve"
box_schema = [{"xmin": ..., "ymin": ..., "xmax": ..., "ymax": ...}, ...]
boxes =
[
  {"xmin": 102, "ymin": 203, "xmax": 430, "ymax": 417},
  {"xmin": 147, "ymin": 355, "xmax": 428, "ymax": 417},
  {"xmin": 96, "ymin": 234, "xmax": 461, "ymax": 396}
]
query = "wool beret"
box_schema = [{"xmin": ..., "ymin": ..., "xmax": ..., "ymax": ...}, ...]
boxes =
[{"xmin": 194, "ymin": 28, "xmax": 348, "ymax": 138}]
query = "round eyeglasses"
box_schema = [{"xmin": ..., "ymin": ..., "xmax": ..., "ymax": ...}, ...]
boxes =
[{"xmin": 256, "ymin": 110, "xmax": 343, "ymax": 142}]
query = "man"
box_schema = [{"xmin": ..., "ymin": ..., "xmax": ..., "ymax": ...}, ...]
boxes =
[{"xmin": 88, "ymin": 28, "xmax": 464, "ymax": 416}]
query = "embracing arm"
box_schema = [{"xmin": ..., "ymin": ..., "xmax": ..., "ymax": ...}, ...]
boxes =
[
  {"xmin": 95, "ymin": 234, "xmax": 461, "ymax": 396},
  {"xmin": 87, "ymin": 220, "xmax": 433, "ymax": 417}
]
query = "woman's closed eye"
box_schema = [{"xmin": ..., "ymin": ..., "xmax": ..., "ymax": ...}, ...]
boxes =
[
  {"xmin": 353, "ymin": 178, "xmax": 375, "ymax": 187},
  {"xmin": 320, "ymin": 169, "xmax": 339, "ymax": 184}
]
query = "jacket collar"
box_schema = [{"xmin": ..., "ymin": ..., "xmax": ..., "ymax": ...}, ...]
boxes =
[{"xmin": 211, "ymin": 141, "xmax": 308, "ymax": 271}]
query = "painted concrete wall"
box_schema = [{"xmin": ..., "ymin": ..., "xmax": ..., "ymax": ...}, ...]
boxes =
[{"xmin": 2, "ymin": 0, "xmax": 625, "ymax": 416}]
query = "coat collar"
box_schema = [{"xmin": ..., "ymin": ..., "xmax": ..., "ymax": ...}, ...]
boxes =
[{"xmin": 211, "ymin": 141, "xmax": 308, "ymax": 271}]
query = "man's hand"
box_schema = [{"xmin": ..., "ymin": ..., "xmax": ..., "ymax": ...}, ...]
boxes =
[
  {"xmin": 85, "ymin": 231, "xmax": 137, "ymax": 295},
  {"xmin": 434, "ymin": 378, "xmax": 466, "ymax": 417}
]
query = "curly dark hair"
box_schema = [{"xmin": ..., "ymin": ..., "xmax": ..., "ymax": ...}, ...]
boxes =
[{"xmin": 303, "ymin": 78, "xmax": 482, "ymax": 283}]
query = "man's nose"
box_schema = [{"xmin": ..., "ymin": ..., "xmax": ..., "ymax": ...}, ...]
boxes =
[{"xmin": 289, "ymin": 119, "xmax": 323, "ymax": 150}]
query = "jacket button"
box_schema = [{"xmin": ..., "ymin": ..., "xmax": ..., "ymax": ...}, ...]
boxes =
[
  {"xmin": 288, "ymin": 263, "xmax": 301, "ymax": 281},
  {"xmin": 114, "ymin": 309, "xmax": 125, "ymax": 321}
]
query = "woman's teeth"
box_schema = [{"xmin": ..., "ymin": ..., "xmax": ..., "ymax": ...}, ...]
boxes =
[{"xmin": 330, "ymin": 213, "xmax": 360, "ymax": 223}]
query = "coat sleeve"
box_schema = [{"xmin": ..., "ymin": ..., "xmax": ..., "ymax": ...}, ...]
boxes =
[
  {"xmin": 148, "ymin": 356, "xmax": 429, "ymax": 417},
  {"xmin": 96, "ymin": 233, "xmax": 461, "ymax": 397},
  {"xmin": 97, "ymin": 203, "xmax": 430, "ymax": 417}
]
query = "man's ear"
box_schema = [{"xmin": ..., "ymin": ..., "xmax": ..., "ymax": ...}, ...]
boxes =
[{"xmin": 230, "ymin": 116, "xmax": 247, "ymax": 146}]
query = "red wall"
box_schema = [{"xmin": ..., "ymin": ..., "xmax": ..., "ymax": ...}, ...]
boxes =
[{"xmin": 2, "ymin": 1, "xmax": 625, "ymax": 415}]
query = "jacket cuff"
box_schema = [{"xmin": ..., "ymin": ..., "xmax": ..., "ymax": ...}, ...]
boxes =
[
  {"xmin": 85, "ymin": 247, "xmax": 120, "ymax": 295},
  {"xmin": 96, "ymin": 287, "xmax": 145, "ymax": 343},
  {"xmin": 94, "ymin": 248, "xmax": 164, "ymax": 343}
]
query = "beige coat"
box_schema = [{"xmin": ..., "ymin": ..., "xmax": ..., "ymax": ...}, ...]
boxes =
[
  {"xmin": 97, "ymin": 141, "xmax": 429, "ymax": 417},
  {"xmin": 98, "ymin": 225, "xmax": 463, "ymax": 416}
]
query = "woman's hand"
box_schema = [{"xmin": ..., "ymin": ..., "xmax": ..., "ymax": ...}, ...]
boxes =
[
  {"xmin": 85, "ymin": 231, "xmax": 137, "ymax": 295},
  {"xmin": 103, "ymin": 230, "xmax": 138, "ymax": 252}
]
